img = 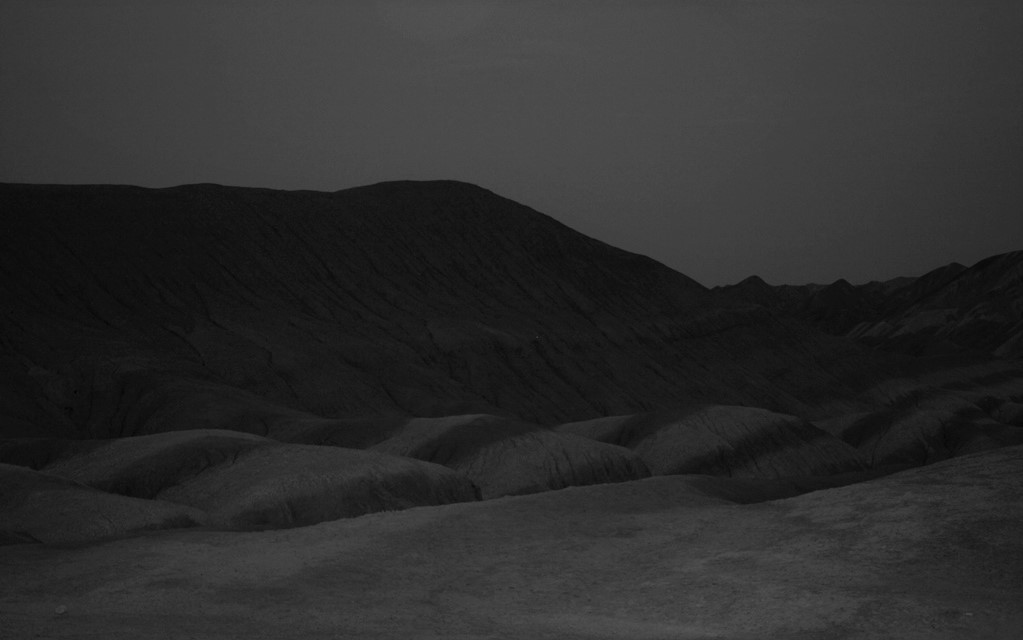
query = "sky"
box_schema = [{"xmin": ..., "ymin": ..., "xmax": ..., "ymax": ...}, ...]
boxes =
[{"xmin": 1, "ymin": 0, "xmax": 1020, "ymax": 286}]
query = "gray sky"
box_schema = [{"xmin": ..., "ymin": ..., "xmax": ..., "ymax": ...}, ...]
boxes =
[{"xmin": 2, "ymin": 0, "xmax": 1020, "ymax": 286}]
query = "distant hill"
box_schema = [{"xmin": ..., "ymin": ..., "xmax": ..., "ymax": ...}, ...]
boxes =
[
  {"xmin": 719, "ymin": 252, "xmax": 1021, "ymax": 357},
  {"xmin": 850, "ymin": 251, "xmax": 1023, "ymax": 357},
  {"xmin": 0, "ymin": 181, "xmax": 909, "ymax": 438}
]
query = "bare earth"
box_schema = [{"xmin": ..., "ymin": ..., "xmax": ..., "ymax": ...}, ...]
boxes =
[{"xmin": 2, "ymin": 445, "xmax": 1021, "ymax": 640}]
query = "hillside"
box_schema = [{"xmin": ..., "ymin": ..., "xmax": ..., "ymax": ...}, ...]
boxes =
[
  {"xmin": 719, "ymin": 252, "xmax": 1022, "ymax": 357},
  {"xmin": 2, "ymin": 180, "xmax": 1021, "ymax": 541},
  {"xmin": 0, "ymin": 180, "xmax": 902, "ymax": 438},
  {"xmin": 850, "ymin": 251, "xmax": 1023, "ymax": 357},
  {"xmin": 3, "ymin": 444, "xmax": 1021, "ymax": 638}
]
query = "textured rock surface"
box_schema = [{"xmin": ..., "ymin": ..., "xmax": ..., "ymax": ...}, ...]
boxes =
[
  {"xmin": 849, "ymin": 251, "xmax": 1023, "ymax": 357},
  {"xmin": 0, "ymin": 463, "xmax": 206, "ymax": 544},
  {"xmin": 152, "ymin": 444, "xmax": 480, "ymax": 529},
  {"xmin": 37, "ymin": 430, "xmax": 270, "ymax": 498},
  {"xmin": 816, "ymin": 393, "xmax": 1023, "ymax": 467},
  {"xmin": 721, "ymin": 251, "xmax": 1022, "ymax": 358},
  {"xmin": 368, "ymin": 414, "xmax": 650, "ymax": 498},
  {"xmin": 1, "ymin": 179, "xmax": 1020, "ymax": 547},
  {"xmin": 2, "ymin": 430, "xmax": 481, "ymax": 533},
  {"xmin": 807, "ymin": 361, "xmax": 1023, "ymax": 466},
  {"xmin": 557, "ymin": 405, "xmax": 865, "ymax": 478},
  {"xmin": 0, "ymin": 181, "xmax": 910, "ymax": 436},
  {"xmin": 2, "ymin": 445, "xmax": 1020, "ymax": 638}
]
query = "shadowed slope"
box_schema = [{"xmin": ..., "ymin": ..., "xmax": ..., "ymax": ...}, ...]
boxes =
[
  {"xmin": 35, "ymin": 430, "xmax": 271, "ymax": 497},
  {"xmin": 806, "ymin": 362, "xmax": 1023, "ymax": 467},
  {"xmin": 217, "ymin": 413, "xmax": 650, "ymax": 499},
  {"xmin": 367, "ymin": 414, "xmax": 649, "ymax": 498},
  {"xmin": 721, "ymin": 252, "xmax": 1022, "ymax": 358},
  {"xmin": 817, "ymin": 405, "xmax": 1023, "ymax": 467},
  {"xmin": 1, "ymin": 430, "xmax": 481, "ymax": 534},
  {"xmin": 849, "ymin": 250, "xmax": 1023, "ymax": 357},
  {"xmin": 0, "ymin": 463, "xmax": 206, "ymax": 544},
  {"xmin": 2, "ymin": 445, "xmax": 1020, "ymax": 638},
  {"xmin": 0, "ymin": 181, "xmax": 902, "ymax": 436},
  {"xmin": 557, "ymin": 405, "xmax": 865, "ymax": 478},
  {"xmin": 816, "ymin": 381, "xmax": 1023, "ymax": 467},
  {"xmin": 152, "ymin": 444, "xmax": 480, "ymax": 529}
]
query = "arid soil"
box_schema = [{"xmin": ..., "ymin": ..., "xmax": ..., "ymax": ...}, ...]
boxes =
[{"xmin": 2, "ymin": 445, "xmax": 1021, "ymax": 639}]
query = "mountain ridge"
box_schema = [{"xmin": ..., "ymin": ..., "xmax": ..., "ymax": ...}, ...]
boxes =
[
  {"xmin": 2, "ymin": 179, "xmax": 1022, "ymax": 541},
  {"xmin": 1, "ymin": 180, "xmax": 906, "ymax": 434},
  {"xmin": 719, "ymin": 251, "xmax": 1022, "ymax": 357}
]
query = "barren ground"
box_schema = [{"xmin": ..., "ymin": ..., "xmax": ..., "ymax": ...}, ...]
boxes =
[{"xmin": 3, "ymin": 446, "xmax": 1021, "ymax": 640}]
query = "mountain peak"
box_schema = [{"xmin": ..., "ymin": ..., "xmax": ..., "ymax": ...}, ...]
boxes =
[
  {"xmin": 0, "ymin": 180, "xmax": 745, "ymax": 429},
  {"xmin": 737, "ymin": 275, "xmax": 769, "ymax": 287}
]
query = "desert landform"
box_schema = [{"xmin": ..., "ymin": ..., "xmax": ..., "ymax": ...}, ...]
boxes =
[{"xmin": 1, "ymin": 181, "xmax": 1021, "ymax": 638}]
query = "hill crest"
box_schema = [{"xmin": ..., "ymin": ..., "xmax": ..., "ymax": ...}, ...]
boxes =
[{"xmin": 0, "ymin": 180, "xmax": 900, "ymax": 434}]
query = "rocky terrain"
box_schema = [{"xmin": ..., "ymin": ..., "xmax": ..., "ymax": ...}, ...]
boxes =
[
  {"xmin": 1, "ymin": 180, "xmax": 912, "ymax": 434},
  {"xmin": 719, "ymin": 251, "xmax": 1023, "ymax": 357},
  {"xmin": 1, "ymin": 180, "xmax": 1020, "ymax": 638},
  {"xmin": 3, "ymin": 445, "xmax": 1021, "ymax": 639}
]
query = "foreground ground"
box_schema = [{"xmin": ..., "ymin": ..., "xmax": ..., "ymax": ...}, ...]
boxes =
[{"xmin": 2, "ymin": 445, "xmax": 1022, "ymax": 640}]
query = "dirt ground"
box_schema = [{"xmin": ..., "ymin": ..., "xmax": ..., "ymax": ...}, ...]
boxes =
[{"xmin": 2, "ymin": 446, "xmax": 1022, "ymax": 640}]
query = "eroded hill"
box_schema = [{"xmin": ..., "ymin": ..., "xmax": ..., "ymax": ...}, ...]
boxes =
[
  {"xmin": 1, "ymin": 180, "xmax": 1020, "ymax": 540},
  {"xmin": 720, "ymin": 251, "xmax": 1023, "ymax": 357},
  {"xmin": 1, "ymin": 180, "xmax": 902, "ymax": 436}
]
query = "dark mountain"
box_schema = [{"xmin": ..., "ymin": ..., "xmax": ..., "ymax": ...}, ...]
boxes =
[
  {"xmin": 0, "ymin": 180, "xmax": 903, "ymax": 439},
  {"xmin": 720, "ymin": 253, "xmax": 1020, "ymax": 357},
  {"xmin": 849, "ymin": 251, "xmax": 1023, "ymax": 357},
  {"xmin": 2, "ymin": 180, "xmax": 1021, "ymax": 540},
  {"xmin": 717, "ymin": 275, "xmax": 822, "ymax": 310},
  {"xmin": 1, "ymin": 184, "xmax": 1019, "ymax": 640},
  {"xmin": 861, "ymin": 262, "xmax": 967, "ymax": 315}
]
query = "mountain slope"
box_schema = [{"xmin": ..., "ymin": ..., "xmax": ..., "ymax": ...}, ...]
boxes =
[
  {"xmin": 556, "ymin": 405, "xmax": 866, "ymax": 478},
  {"xmin": 849, "ymin": 251, "xmax": 1023, "ymax": 357},
  {"xmin": 0, "ymin": 181, "xmax": 899, "ymax": 435},
  {"xmin": 720, "ymin": 252, "xmax": 1022, "ymax": 358},
  {"xmin": 3, "ymin": 180, "xmax": 1022, "ymax": 539}
]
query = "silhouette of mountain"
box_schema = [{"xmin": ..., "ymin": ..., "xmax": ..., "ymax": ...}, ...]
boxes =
[
  {"xmin": 720, "ymin": 253, "xmax": 1020, "ymax": 357},
  {"xmin": 2, "ymin": 180, "xmax": 1021, "ymax": 540},
  {"xmin": 0, "ymin": 180, "xmax": 900, "ymax": 438},
  {"xmin": 850, "ymin": 251, "xmax": 1023, "ymax": 357}
]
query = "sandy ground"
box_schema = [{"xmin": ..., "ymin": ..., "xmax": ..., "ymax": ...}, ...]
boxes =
[{"xmin": 2, "ymin": 446, "xmax": 1022, "ymax": 640}]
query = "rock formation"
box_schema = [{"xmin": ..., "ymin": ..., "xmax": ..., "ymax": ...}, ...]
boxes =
[
  {"xmin": 849, "ymin": 251, "xmax": 1023, "ymax": 357},
  {"xmin": 557, "ymin": 405, "xmax": 866, "ymax": 478},
  {"xmin": 366, "ymin": 414, "xmax": 649, "ymax": 498},
  {"xmin": 721, "ymin": 251, "xmax": 1022, "ymax": 358},
  {"xmin": 3, "ymin": 444, "xmax": 1020, "ymax": 637},
  {"xmin": 0, "ymin": 180, "xmax": 905, "ymax": 436},
  {"xmin": 0, "ymin": 463, "xmax": 206, "ymax": 544},
  {"xmin": 1, "ymin": 180, "xmax": 1020, "ymax": 540},
  {"xmin": 2, "ymin": 429, "xmax": 481, "ymax": 532}
]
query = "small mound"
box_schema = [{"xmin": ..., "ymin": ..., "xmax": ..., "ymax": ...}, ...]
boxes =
[
  {"xmin": 40, "ymin": 429, "xmax": 271, "ymax": 498},
  {"xmin": 153, "ymin": 444, "xmax": 480, "ymax": 529},
  {"xmin": 266, "ymin": 415, "xmax": 407, "ymax": 448},
  {"xmin": 679, "ymin": 466, "xmax": 909, "ymax": 504},
  {"xmin": 0, "ymin": 463, "xmax": 206, "ymax": 544},
  {"xmin": 815, "ymin": 402, "xmax": 1023, "ymax": 466},
  {"xmin": 0, "ymin": 436, "xmax": 86, "ymax": 469},
  {"xmin": 557, "ymin": 405, "xmax": 865, "ymax": 478},
  {"xmin": 369, "ymin": 414, "xmax": 650, "ymax": 499}
]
